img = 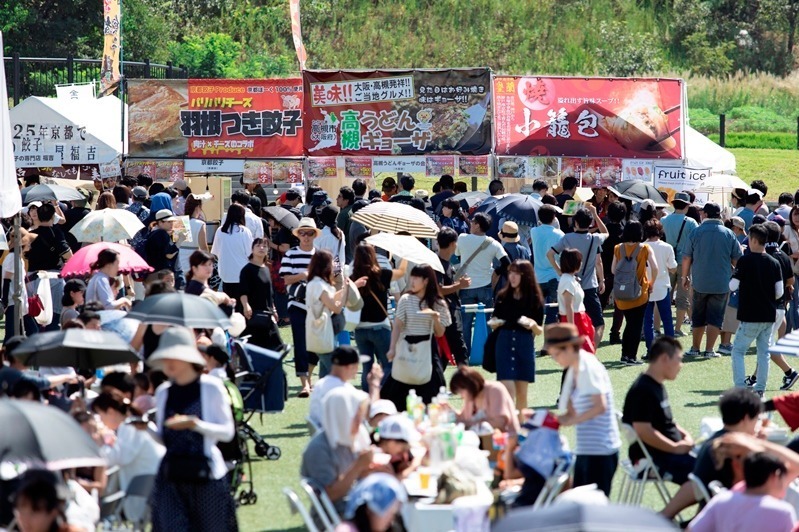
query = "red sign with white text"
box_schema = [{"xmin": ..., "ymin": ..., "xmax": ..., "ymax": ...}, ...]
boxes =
[{"xmin": 493, "ymin": 77, "xmax": 684, "ymax": 159}]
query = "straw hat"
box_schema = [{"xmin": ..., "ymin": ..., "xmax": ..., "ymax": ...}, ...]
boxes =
[
  {"xmin": 543, "ymin": 323, "xmax": 585, "ymax": 349},
  {"xmin": 292, "ymin": 217, "xmax": 321, "ymax": 238},
  {"xmin": 147, "ymin": 327, "xmax": 206, "ymax": 369},
  {"xmin": 500, "ymin": 221, "xmax": 521, "ymax": 243}
]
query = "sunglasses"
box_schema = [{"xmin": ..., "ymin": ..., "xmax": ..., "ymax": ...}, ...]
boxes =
[{"xmin": 297, "ymin": 230, "xmax": 317, "ymax": 237}]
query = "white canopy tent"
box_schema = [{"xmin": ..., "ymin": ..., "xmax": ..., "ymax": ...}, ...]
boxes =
[
  {"xmin": 683, "ymin": 125, "xmax": 736, "ymax": 174},
  {"xmin": 9, "ymin": 95, "xmax": 127, "ymax": 166}
]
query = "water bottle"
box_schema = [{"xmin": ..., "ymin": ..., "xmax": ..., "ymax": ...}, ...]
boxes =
[
  {"xmin": 428, "ymin": 397, "xmax": 441, "ymax": 426},
  {"xmin": 406, "ymin": 390, "xmax": 418, "ymax": 416}
]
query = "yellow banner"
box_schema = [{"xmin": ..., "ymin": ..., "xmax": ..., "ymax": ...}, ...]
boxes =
[{"xmin": 99, "ymin": 0, "xmax": 121, "ymax": 96}]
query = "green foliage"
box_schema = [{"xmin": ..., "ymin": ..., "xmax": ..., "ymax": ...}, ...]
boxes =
[
  {"xmin": 707, "ymin": 132, "xmax": 797, "ymax": 149},
  {"xmin": 682, "ymin": 33, "xmax": 735, "ymax": 77},
  {"xmin": 169, "ymin": 33, "xmax": 242, "ymax": 78},
  {"xmin": 594, "ymin": 21, "xmax": 664, "ymax": 76}
]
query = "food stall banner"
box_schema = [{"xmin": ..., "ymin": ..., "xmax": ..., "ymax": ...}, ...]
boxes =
[
  {"xmin": 124, "ymin": 159, "xmax": 185, "ymax": 182},
  {"xmin": 653, "ymin": 163, "xmax": 710, "ymax": 198},
  {"xmin": 128, "ymin": 79, "xmax": 304, "ymax": 159},
  {"xmin": 243, "ymin": 160, "xmax": 304, "ymax": 185},
  {"xmin": 457, "ymin": 156, "xmax": 489, "ymax": 178},
  {"xmin": 17, "ymin": 165, "xmax": 99, "ymax": 180},
  {"xmin": 493, "ymin": 76, "xmax": 684, "ymax": 159},
  {"xmin": 303, "ymin": 68, "xmax": 492, "ymax": 156}
]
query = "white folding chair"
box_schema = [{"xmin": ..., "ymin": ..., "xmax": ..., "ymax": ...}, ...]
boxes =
[
  {"xmin": 615, "ymin": 412, "xmax": 674, "ymax": 507},
  {"xmin": 300, "ymin": 478, "xmax": 340, "ymax": 531},
  {"xmin": 532, "ymin": 460, "xmax": 571, "ymax": 510},
  {"xmin": 283, "ymin": 487, "xmax": 320, "ymax": 532},
  {"xmin": 688, "ymin": 473, "xmax": 711, "ymax": 505}
]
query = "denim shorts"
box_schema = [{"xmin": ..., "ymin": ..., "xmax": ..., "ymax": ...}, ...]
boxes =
[
  {"xmin": 692, "ymin": 291, "xmax": 727, "ymax": 329},
  {"xmin": 583, "ymin": 287, "xmax": 605, "ymax": 328}
]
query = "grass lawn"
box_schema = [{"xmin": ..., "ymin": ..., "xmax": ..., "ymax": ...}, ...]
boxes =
[
  {"xmin": 236, "ymin": 313, "xmax": 775, "ymax": 531},
  {"xmin": 731, "ymin": 148, "xmax": 799, "ymax": 196}
]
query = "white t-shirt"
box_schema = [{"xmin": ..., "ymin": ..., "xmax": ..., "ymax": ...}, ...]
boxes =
[
  {"xmin": 559, "ymin": 351, "xmax": 621, "ymax": 455},
  {"xmin": 2, "ymin": 252, "xmax": 28, "ymax": 314},
  {"xmin": 647, "ymin": 239, "xmax": 677, "ymax": 302},
  {"xmin": 210, "ymin": 224, "xmax": 254, "ymax": 283},
  {"xmin": 308, "ymin": 375, "xmax": 352, "ymax": 429},
  {"xmin": 454, "ymin": 233, "xmax": 508, "ymax": 289},
  {"xmin": 557, "ymin": 273, "xmax": 585, "ymax": 315},
  {"xmin": 690, "ymin": 491, "xmax": 796, "ymax": 532}
]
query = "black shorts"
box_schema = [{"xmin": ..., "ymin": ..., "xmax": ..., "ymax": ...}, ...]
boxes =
[{"xmin": 584, "ymin": 287, "xmax": 605, "ymax": 328}]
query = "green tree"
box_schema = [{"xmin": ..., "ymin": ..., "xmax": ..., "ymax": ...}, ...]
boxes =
[
  {"xmin": 595, "ymin": 21, "xmax": 663, "ymax": 76},
  {"xmin": 169, "ymin": 33, "xmax": 242, "ymax": 78}
]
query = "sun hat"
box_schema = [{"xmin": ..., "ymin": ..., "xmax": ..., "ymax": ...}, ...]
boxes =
[
  {"xmin": 730, "ymin": 216, "xmax": 746, "ymax": 230},
  {"xmin": 154, "ymin": 209, "xmax": 177, "ymax": 222},
  {"xmin": 671, "ymin": 191, "xmax": 691, "ymax": 207},
  {"xmin": 147, "ymin": 327, "xmax": 206, "ymax": 369},
  {"xmin": 369, "ymin": 399, "xmax": 398, "ymax": 420},
  {"xmin": 543, "ymin": 323, "xmax": 585, "ymax": 349},
  {"xmin": 292, "ymin": 217, "xmax": 321, "ymax": 238},
  {"xmin": 414, "ymin": 189, "xmax": 429, "ymax": 200},
  {"xmin": 170, "ymin": 179, "xmax": 188, "ymax": 191},
  {"xmin": 311, "ymin": 190, "xmax": 331, "ymax": 207},
  {"xmin": 377, "ymin": 414, "xmax": 421, "ymax": 443},
  {"xmin": 344, "ymin": 473, "xmax": 407, "ymax": 520},
  {"xmin": 500, "ymin": 221, "xmax": 521, "ymax": 243}
]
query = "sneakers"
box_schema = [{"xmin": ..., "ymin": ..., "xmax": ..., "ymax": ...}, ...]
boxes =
[
  {"xmin": 755, "ymin": 390, "xmax": 765, "ymax": 399},
  {"xmin": 674, "ymin": 330, "xmax": 686, "ymax": 337},
  {"xmin": 702, "ymin": 350, "xmax": 721, "ymax": 358},
  {"xmin": 621, "ymin": 357, "xmax": 644, "ymax": 366},
  {"xmin": 717, "ymin": 343, "xmax": 733, "ymax": 356},
  {"xmin": 744, "ymin": 375, "xmax": 757, "ymax": 387},
  {"xmin": 781, "ymin": 370, "xmax": 799, "ymax": 391},
  {"xmin": 686, "ymin": 347, "xmax": 701, "ymax": 357}
]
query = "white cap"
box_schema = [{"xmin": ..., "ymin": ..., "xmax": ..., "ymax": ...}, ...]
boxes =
[
  {"xmin": 377, "ymin": 414, "xmax": 421, "ymax": 443},
  {"xmin": 369, "ymin": 399, "xmax": 398, "ymax": 420}
]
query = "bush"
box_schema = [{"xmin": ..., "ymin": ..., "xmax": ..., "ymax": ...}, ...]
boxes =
[
  {"xmin": 688, "ymin": 108, "xmax": 720, "ymax": 135},
  {"xmin": 706, "ymin": 132, "xmax": 797, "ymax": 150}
]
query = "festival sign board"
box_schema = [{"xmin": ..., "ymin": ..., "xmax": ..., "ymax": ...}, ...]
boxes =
[
  {"xmin": 653, "ymin": 163, "xmax": 710, "ymax": 201},
  {"xmin": 127, "ymin": 79, "xmax": 303, "ymax": 159},
  {"xmin": 303, "ymin": 68, "xmax": 492, "ymax": 156},
  {"xmin": 493, "ymin": 76, "xmax": 684, "ymax": 159},
  {"xmin": 243, "ymin": 160, "xmax": 304, "ymax": 185}
]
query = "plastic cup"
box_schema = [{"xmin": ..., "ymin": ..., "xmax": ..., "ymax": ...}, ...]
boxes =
[{"xmin": 418, "ymin": 468, "xmax": 431, "ymax": 490}]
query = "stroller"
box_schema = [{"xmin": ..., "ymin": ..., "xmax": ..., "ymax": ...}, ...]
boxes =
[{"xmin": 224, "ymin": 339, "xmax": 291, "ymax": 505}]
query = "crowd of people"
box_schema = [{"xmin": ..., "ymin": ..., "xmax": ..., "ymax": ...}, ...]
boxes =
[{"xmin": 5, "ymin": 169, "xmax": 799, "ymax": 531}]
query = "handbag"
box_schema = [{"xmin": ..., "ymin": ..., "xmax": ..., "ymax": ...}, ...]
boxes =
[
  {"xmin": 392, "ymin": 320, "xmax": 434, "ymax": 385},
  {"xmin": 27, "ymin": 294, "xmax": 43, "ymax": 318},
  {"xmin": 482, "ymin": 328, "xmax": 500, "ymax": 373},
  {"xmin": 306, "ymin": 281, "xmax": 336, "ymax": 353},
  {"xmin": 162, "ymin": 453, "xmax": 212, "ymax": 484}
]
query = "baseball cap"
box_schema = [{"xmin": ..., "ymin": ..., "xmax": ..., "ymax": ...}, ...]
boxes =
[
  {"xmin": 311, "ymin": 190, "xmax": 330, "ymax": 207},
  {"xmin": 331, "ymin": 345, "xmax": 369, "ymax": 366},
  {"xmin": 730, "ymin": 216, "xmax": 745, "ymax": 230},
  {"xmin": 132, "ymin": 186, "xmax": 148, "ymax": 200},
  {"xmin": 369, "ymin": 400, "xmax": 398, "ymax": 420},
  {"xmin": 671, "ymin": 191, "xmax": 691, "ymax": 206},
  {"xmin": 702, "ymin": 202, "xmax": 722, "ymax": 217},
  {"xmin": 377, "ymin": 414, "xmax": 421, "ymax": 443},
  {"xmin": 154, "ymin": 209, "xmax": 177, "ymax": 222},
  {"xmin": 171, "ymin": 179, "xmax": 188, "ymax": 191}
]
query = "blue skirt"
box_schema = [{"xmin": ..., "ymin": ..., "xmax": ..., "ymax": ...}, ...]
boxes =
[{"xmin": 495, "ymin": 329, "xmax": 536, "ymax": 382}]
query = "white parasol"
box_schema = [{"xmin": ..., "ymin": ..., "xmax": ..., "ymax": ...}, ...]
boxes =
[
  {"xmin": 352, "ymin": 201, "xmax": 439, "ymax": 238},
  {"xmin": 69, "ymin": 208, "xmax": 145, "ymax": 243},
  {"xmin": 692, "ymin": 173, "xmax": 749, "ymax": 194},
  {"xmin": 365, "ymin": 233, "xmax": 444, "ymax": 273}
]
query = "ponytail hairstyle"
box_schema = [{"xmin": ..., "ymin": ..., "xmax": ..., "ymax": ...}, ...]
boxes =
[
  {"xmin": 89, "ymin": 248, "xmax": 119, "ymax": 272},
  {"xmin": 91, "ymin": 391, "xmax": 146, "ymax": 427}
]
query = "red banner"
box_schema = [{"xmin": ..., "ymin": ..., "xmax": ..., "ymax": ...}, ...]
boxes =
[
  {"xmin": 128, "ymin": 79, "xmax": 304, "ymax": 159},
  {"xmin": 124, "ymin": 159, "xmax": 184, "ymax": 182},
  {"xmin": 243, "ymin": 160, "xmax": 303, "ymax": 185},
  {"xmin": 493, "ymin": 77, "xmax": 684, "ymax": 159},
  {"xmin": 425, "ymin": 156, "xmax": 455, "ymax": 177},
  {"xmin": 303, "ymin": 69, "xmax": 492, "ymax": 157}
]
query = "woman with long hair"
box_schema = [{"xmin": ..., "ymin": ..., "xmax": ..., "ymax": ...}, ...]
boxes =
[
  {"xmin": 59, "ymin": 279, "xmax": 86, "ymax": 328},
  {"xmin": 611, "ymin": 221, "xmax": 657, "ymax": 365},
  {"xmin": 314, "ymin": 205, "xmax": 346, "ymax": 286},
  {"xmin": 239, "ymin": 238, "xmax": 282, "ymax": 350},
  {"xmin": 449, "ymin": 366, "xmax": 519, "ymax": 435},
  {"xmin": 178, "ymin": 195, "xmax": 209, "ymax": 284},
  {"xmin": 184, "ymin": 250, "xmax": 234, "ymax": 311},
  {"xmin": 350, "ymin": 243, "xmax": 407, "ymax": 391},
  {"xmin": 85, "ymin": 248, "xmax": 132, "ymax": 310},
  {"xmin": 642, "ymin": 218, "xmax": 677, "ymax": 348},
  {"xmin": 306, "ymin": 250, "xmax": 366, "ymax": 378},
  {"xmin": 2, "ymin": 227, "xmax": 39, "ymax": 337},
  {"xmin": 490, "ymin": 260, "xmax": 543, "ymax": 412},
  {"xmin": 90, "ymin": 392, "xmax": 165, "ymax": 524},
  {"xmin": 95, "ymin": 192, "xmax": 117, "ymax": 211},
  {"xmin": 438, "ymin": 198, "xmax": 468, "ymax": 234},
  {"xmin": 210, "ymin": 203, "xmax": 253, "ymax": 304},
  {"xmin": 381, "ymin": 265, "xmax": 451, "ymax": 411},
  {"xmin": 784, "ymin": 205, "xmax": 799, "ymax": 332}
]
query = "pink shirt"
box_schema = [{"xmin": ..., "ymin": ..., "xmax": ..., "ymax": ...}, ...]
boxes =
[{"xmin": 690, "ymin": 491, "xmax": 796, "ymax": 532}]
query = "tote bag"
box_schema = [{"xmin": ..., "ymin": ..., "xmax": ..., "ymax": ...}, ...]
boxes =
[
  {"xmin": 392, "ymin": 319, "xmax": 434, "ymax": 385},
  {"xmin": 305, "ymin": 279, "xmax": 336, "ymax": 354}
]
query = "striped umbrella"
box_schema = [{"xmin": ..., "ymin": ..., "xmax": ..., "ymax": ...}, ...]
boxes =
[{"xmin": 351, "ymin": 201, "xmax": 438, "ymax": 238}]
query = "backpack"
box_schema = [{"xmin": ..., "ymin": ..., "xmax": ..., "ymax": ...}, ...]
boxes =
[{"xmin": 613, "ymin": 244, "xmax": 643, "ymax": 301}]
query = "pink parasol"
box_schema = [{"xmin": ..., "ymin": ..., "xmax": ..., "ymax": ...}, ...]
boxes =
[{"xmin": 61, "ymin": 242, "xmax": 153, "ymax": 278}]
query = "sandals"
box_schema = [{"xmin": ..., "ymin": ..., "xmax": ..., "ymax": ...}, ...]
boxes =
[{"xmin": 297, "ymin": 388, "xmax": 311, "ymax": 398}]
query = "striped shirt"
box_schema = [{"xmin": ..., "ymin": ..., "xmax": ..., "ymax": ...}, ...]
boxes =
[
  {"xmin": 560, "ymin": 350, "xmax": 621, "ymax": 455},
  {"xmin": 395, "ymin": 294, "xmax": 452, "ymax": 334},
  {"xmin": 279, "ymin": 247, "xmax": 316, "ymax": 311}
]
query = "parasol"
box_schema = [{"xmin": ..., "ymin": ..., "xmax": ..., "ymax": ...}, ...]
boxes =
[
  {"xmin": 365, "ymin": 233, "xmax": 444, "ymax": 273},
  {"xmin": 351, "ymin": 202, "xmax": 438, "ymax": 238}
]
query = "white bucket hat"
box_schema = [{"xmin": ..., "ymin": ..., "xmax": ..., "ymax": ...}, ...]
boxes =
[{"xmin": 147, "ymin": 327, "xmax": 206, "ymax": 369}]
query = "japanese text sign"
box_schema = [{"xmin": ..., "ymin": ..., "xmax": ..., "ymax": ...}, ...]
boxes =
[
  {"xmin": 493, "ymin": 77, "xmax": 684, "ymax": 159},
  {"xmin": 128, "ymin": 79, "xmax": 304, "ymax": 159},
  {"xmin": 303, "ymin": 69, "xmax": 492, "ymax": 156},
  {"xmin": 243, "ymin": 160, "xmax": 303, "ymax": 185}
]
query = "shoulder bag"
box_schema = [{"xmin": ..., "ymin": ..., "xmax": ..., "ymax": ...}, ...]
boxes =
[
  {"xmin": 392, "ymin": 312, "xmax": 435, "ymax": 385},
  {"xmin": 454, "ymin": 238, "xmax": 492, "ymax": 281},
  {"xmin": 305, "ymin": 281, "xmax": 336, "ymax": 353}
]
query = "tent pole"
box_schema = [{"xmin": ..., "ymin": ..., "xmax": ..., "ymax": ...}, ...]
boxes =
[{"xmin": 13, "ymin": 212, "xmax": 23, "ymax": 337}]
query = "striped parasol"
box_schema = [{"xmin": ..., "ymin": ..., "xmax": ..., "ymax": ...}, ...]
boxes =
[{"xmin": 351, "ymin": 201, "xmax": 438, "ymax": 238}]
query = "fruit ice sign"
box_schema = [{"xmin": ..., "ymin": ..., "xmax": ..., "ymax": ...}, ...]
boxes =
[
  {"xmin": 493, "ymin": 76, "xmax": 684, "ymax": 159},
  {"xmin": 653, "ymin": 164, "xmax": 710, "ymax": 196},
  {"xmin": 303, "ymin": 69, "xmax": 492, "ymax": 156}
]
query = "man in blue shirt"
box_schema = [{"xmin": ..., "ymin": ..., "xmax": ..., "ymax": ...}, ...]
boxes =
[
  {"xmin": 681, "ymin": 203, "xmax": 743, "ymax": 358},
  {"xmin": 531, "ymin": 205, "xmax": 564, "ymax": 329},
  {"xmin": 661, "ymin": 192, "xmax": 699, "ymax": 336},
  {"xmin": 737, "ymin": 189, "xmax": 764, "ymax": 230}
]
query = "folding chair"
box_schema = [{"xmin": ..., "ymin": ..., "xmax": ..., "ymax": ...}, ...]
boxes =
[
  {"xmin": 283, "ymin": 487, "xmax": 320, "ymax": 532},
  {"xmin": 615, "ymin": 412, "xmax": 674, "ymax": 507},
  {"xmin": 532, "ymin": 460, "xmax": 571, "ymax": 510},
  {"xmin": 688, "ymin": 473, "xmax": 711, "ymax": 505},
  {"xmin": 300, "ymin": 478, "xmax": 341, "ymax": 531}
]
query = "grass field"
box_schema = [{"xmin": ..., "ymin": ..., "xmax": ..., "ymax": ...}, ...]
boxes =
[
  {"xmin": 731, "ymin": 148, "xmax": 799, "ymax": 195},
  {"xmin": 236, "ymin": 313, "xmax": 774, "ymax": 531}
]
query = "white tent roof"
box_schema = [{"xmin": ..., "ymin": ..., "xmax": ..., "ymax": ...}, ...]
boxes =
[
  {"xmin": 10, "ymin": 95, "xmax": 126, "ymax": 165},
  {"xmin": 683, "ymin": 125, "xmax": 736, "ymax": 174}
]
